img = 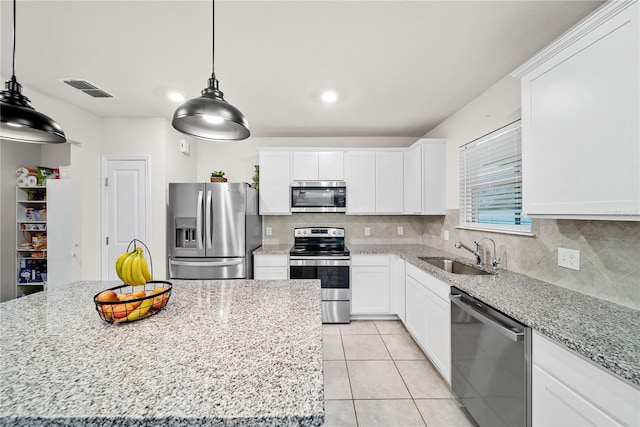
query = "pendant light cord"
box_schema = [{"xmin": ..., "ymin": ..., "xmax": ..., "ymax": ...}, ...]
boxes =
[
  {"xmin": 11, "ymin": 0, "xmax": 17, "ymax": 78},
  {"xmin": 211, "ymin": 0, "xmax": 215, "ymax": 77}
]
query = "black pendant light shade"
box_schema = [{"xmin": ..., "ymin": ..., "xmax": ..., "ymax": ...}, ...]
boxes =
[
  {"xmin": 0, "ymin": 0, "xmax": 66, "ymax": 144},
  {"xmin": 1, "ymin": 77, "xmax": 66, "ymax": 144},
  {"xmin": 172, "ymin": 75, "xmax": 249, "ymax": 140},
  {"xmin": 172, "ymin": 0, "xmax": 249, "ymax": 141}
]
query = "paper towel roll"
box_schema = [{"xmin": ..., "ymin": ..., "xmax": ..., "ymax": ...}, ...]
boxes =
[
  {"xmin": 16, "ymin": 167, "xmax": 37, "ymax": 177},
  {"xmin": 17, "ymin": 176, "xmax": 28, "ymax": 186},
  {"xmin": 26, "ymin": 175, "xmax": 38, "ymax": 186}
]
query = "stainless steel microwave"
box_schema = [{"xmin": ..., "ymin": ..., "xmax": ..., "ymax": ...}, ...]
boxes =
[{"xmin": 291, "ymin": 181, "xmax": 347, "ymax": 213}]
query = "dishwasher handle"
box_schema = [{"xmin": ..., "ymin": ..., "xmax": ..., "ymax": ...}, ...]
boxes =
[{"xmin": 450, "ymin": 294, "xmax": 524, "ymax": 342}]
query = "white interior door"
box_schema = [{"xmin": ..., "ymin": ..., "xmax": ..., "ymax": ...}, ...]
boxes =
[{"xmin": 102, "ymin": 157, "xmax": 149, "ymax": 281}]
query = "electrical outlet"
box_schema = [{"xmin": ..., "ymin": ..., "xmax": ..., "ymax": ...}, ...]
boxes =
[
  {"xmin": 265, "ymin": 227, "xmax": 272, "ymax": 236},
  {"xmin": 558, "ymin": 248, "xmax": 580, "ymax": 270},
  {"xmin": 444, "ymin": 230, "xmax": 450, "ymax": 241},
  {"xmin": 364, "ymin": 227, "xmax": 371, "ymax": 236},
  {"xmin": 397, "ymin": 226, "xmax": 404, "ymax": 235}
]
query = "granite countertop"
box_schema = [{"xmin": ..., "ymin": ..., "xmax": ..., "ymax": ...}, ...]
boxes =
[
  {"xmin": 348, "ymin": 243, "xmax": 640, "ymax": 388},
  {"xmin": 0, "ymin": 280, "xmax": 324, "ymax": 426},
  {"xmin": 253, "ymin": 245, "xmax": 292, "ymax": 255}
]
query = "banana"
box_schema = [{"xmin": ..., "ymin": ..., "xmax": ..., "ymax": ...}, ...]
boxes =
[
  {"xmin": 125, "ymin": 297, "xmax": 152, "ymax": 321},
  {"xmin": 139, "ymin": 249, "xmax": 153, "ymax": 282},
  {"xmin": 115, "ymin": 249, "xmax": 135, "ymax": 282},
  {"xmin": 130, "ymin": 251, "xmax": 146, "ymax": 286},
  {"xmin": 121, "ymin": 252, "xmax": 135, "ymax": 284}
]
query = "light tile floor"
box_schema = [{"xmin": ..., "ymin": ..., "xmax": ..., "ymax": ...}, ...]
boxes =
[{"xmin": 323, "ymin": 320, "xmax": 474, "ymax": 427}]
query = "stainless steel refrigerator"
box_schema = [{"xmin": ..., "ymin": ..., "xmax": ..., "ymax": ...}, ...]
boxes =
[{"xmin": 168, "ymin": 182, "xmax": 262, "ymax": 279}]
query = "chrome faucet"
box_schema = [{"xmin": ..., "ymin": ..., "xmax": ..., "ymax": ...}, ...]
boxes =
[
  {"xmin": 476, "ymin": 237, "xmax": 502, "ymax": 270},
  {"xmin": 454, "ymin": 241, "xmax": 483, "ymax": 265}
]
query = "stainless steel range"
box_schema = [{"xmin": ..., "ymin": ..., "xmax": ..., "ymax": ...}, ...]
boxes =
[{"xmin": 289, "ymin": 227, "xmax": 350, "ymax": 324}]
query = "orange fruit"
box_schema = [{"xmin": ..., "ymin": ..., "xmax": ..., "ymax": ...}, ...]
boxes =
[
  {"xmin": 98, "ymin": 304, "xmax": 114, "ymax": 320},
  {"xmin": 96, "ymin": 290, "xmax": 119, "ymax": 303},
  {"xmin": 131, "ymin": 290, "xmax": 147, "ymax": 299},
  {"xmin": 151, "ymin": 287, "xmax": 168, "ymax": 310},
  {"xmin": 112, "ymin": 302, "xmax": 140, "ymax": 318},
  {"xmin": 117, "ymin": 293, "xmax": 131, "ymax": 301}
]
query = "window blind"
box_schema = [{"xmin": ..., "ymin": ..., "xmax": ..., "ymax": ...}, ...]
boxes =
[{"xmin": 459, "ymin": 120, "xmax": 531, "ymax": 233}]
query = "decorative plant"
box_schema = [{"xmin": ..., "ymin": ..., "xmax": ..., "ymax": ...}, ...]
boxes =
[{"xmin": 211, "ymin": 171, "xmax": 225, "ymax": 178}]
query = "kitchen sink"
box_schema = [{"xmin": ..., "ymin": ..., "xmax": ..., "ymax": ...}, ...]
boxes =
[{"xmin": 418, "ymin": 257, "xmax": 493, "ymax": 275}]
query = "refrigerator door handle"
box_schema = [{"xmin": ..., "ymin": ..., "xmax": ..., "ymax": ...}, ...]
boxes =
[
  {"xmin": 170, "ymin": 259, "xmax": 244, "ymax": 267},
  {"xmin": 196, "ymin": 190, "xmax": 204, "ymax": 249},
  {"xmin": 205, "ymin": 190, "xmax": 213, "ymax": 249}
]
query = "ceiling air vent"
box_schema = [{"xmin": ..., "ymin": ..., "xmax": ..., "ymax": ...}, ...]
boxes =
[{"xmin": 60, "ymin": 79, "xmax": 116, "ymax": 98}]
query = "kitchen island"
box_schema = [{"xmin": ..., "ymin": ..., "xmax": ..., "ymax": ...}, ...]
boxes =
[{"xmin": 0, "ymin": 280, "xmax": 324, "ymax": 426}]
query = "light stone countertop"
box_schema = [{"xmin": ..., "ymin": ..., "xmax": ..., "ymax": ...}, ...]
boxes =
[
  {"xmin": 253, "ymin": 243, "xmax": 639, "ymax": 387},
  {"xmin": 0, "ymin": 279, "xmax": 324, "ymax": 426},
  {"xmin": 347, "ymin": 243, "xmax": 640, "ymax": 388},
  {"xmin": 253, "ymin": 244, "xmax": 292, "ymax": 255}
]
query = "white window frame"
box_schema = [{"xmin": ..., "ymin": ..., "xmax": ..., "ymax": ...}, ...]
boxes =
[{"xmin": 458, "ymin": 120, "xmax": 533, "ymax": 236}]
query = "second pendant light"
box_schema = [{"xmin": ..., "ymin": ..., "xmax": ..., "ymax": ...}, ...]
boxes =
[{"xmin": 172, "ymin": 0, "xmax": 249, "ymax": 141}]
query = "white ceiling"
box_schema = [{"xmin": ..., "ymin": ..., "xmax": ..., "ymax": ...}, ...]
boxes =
[{"xmin": 0, "ymin": 0, "xmax": 603, "ymax": 138}]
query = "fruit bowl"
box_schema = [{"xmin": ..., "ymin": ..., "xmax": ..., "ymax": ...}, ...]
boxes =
[{"xmin": 93, "ymin": 281, "xmax": 172, "ymax": 324}]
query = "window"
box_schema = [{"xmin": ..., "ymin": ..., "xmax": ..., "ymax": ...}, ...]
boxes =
[{"xmin": 459, "ymin": 120, "xmax": 531, "ymax": 234}]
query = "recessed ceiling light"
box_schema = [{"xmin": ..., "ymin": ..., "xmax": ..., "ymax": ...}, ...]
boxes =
[
  {"xmin": 168, "ymin": 92, "xmax": 185, "ymax": 103},
  {"xmin": 321, "ymin": 90, "xmax": 338, "ymax": 104}
]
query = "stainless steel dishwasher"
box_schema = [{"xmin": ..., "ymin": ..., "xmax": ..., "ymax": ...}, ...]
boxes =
[{"xmin": 450, "ymin": 287, "xmax": 531, "ymax": 427}]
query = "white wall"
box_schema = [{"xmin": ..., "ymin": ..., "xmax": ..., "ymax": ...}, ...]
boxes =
[
  {"xmin": 19, "ymin": 84, "xmax": 104, "ymax": 282},
  {"xmin": 195, "ymin": 136, "xmax": 417, "ymax": 183},
  {"xmin": 424, "ymin": 75, "xmax": 521, "ymax": 209},
  {"xmin": 101, "ymin": 119, "xmax": 198, "ymax": 280}
]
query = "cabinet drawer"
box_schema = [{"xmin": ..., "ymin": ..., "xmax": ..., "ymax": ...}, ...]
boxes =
[
  {"xmin": 533, "ymin": 331, "xmax": 639, "ymax": 426},
  {"xmin": 405, "ymin": 262, "xmax": 450, "ymax": 301},
  {"xmin": 253, "ymin": 254, "xmax": 288, "ymax": 267},
  {"xmin": 351, "ymin": 254, "xmax": 390, "ymax": 267}
]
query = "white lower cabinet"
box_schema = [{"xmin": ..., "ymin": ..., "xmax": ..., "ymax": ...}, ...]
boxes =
[
  {"xmin": 532, "ymin": 331, "xmax": 639, "ymax": 427},
  {"xmin": 404, "ymin": 262, "xmax": 451, "ymax": 384},
  {"xmin": 253, "ymin": 254, "xmax": 288, "ymax": 280},
  {"xmin": 351, "ymin": 255, "xmax": 390, "ymax": 315},
  {"xmin": 389, "ymin": 255, "xmax": 405, "ymax": 322},
  {"xmin": 404, "ymin": 272, "xmax": 425, "ymax": 344}
]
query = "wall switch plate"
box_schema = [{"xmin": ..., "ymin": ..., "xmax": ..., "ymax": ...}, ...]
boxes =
[
  {"xmin": 265, "ymin": 227, "xmax": 272, "ymax": 236},
  {"xmin": 364, "ymin": 227, "xmax": 371, "ymax": 236},
  {"xmin": 179, "ymin": 139, "xmax": 190, "ymax": 154},
  {"xmin": 397, "ymin": 226, "xmax": 403, "ymax": 235},
  {"xmin": 558, "ymin": 248, "xmax": 580, "ymax": 270},
  {"xmin": 444, "ymin": 230, "xmax": 450, "ymax": 241}
]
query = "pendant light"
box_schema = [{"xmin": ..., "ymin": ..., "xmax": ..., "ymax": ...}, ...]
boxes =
[
  {"xmin": 172, "ymin": 0, "xmax": 249, "ymax": 141},
  {"xmin": 0, "ymin": 0, "xmax": 66, "ymax": 144}
]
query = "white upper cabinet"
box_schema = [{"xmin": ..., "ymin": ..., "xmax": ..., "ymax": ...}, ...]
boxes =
[
  {"xmin": 318, "ymin": 152, "xmax": 344, "ymax": 181},
  {"xmin": 292, "ymin": 152, "xmax": 318, "ymax": 181},
  {"xmin": 403, "ymin": 139, "xmax": 447, "ymax": 215},
  {"xmin": 345, "ymin": 151, "xmax": 376, "ymax": 213},
  {"xmin": 292, "ymin": 151, "xmax": 344, "ymax": 181},
  {"xmin": 376, "ymin": 151, "xmax": 404, "ymax": 213},
  {"xmin": 513, "ymin": 1, "xmax": 639, "ymax": 220},
  {"xmin": 404, "ymin": 144, "xmax": 422, "ymax": 214},
  {"xmin": 258, "ymin": 150, "xmax": 291, "ymax": 215},
  {"xmin": 262, "ymin": 142, "xmax": 446, "ymax": 216},
  {"xmin": 421, "ymin": 140, "xmax": 446, "ymax": 215}
]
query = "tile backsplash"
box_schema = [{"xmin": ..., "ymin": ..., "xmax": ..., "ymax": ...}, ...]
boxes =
[
  {"xmin": 264, "ymin": 212, "xmax": 639, "ymax": 310},
  {"xmin": 263, "ymin": 214, "xmax": 424, "ymax": 246},
  {"xmin": 422, "ymin": 210, "xmax": 640, "ymax": 310}
]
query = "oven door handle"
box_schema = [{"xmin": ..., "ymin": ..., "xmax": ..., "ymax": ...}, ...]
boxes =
[
  {"xmin": 450, "ymin": 294, "xmax": 524, "ymax": 342},
  {"xmin": 290, "ymin": 258, "xmax": 350, "ymax": 267}
]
